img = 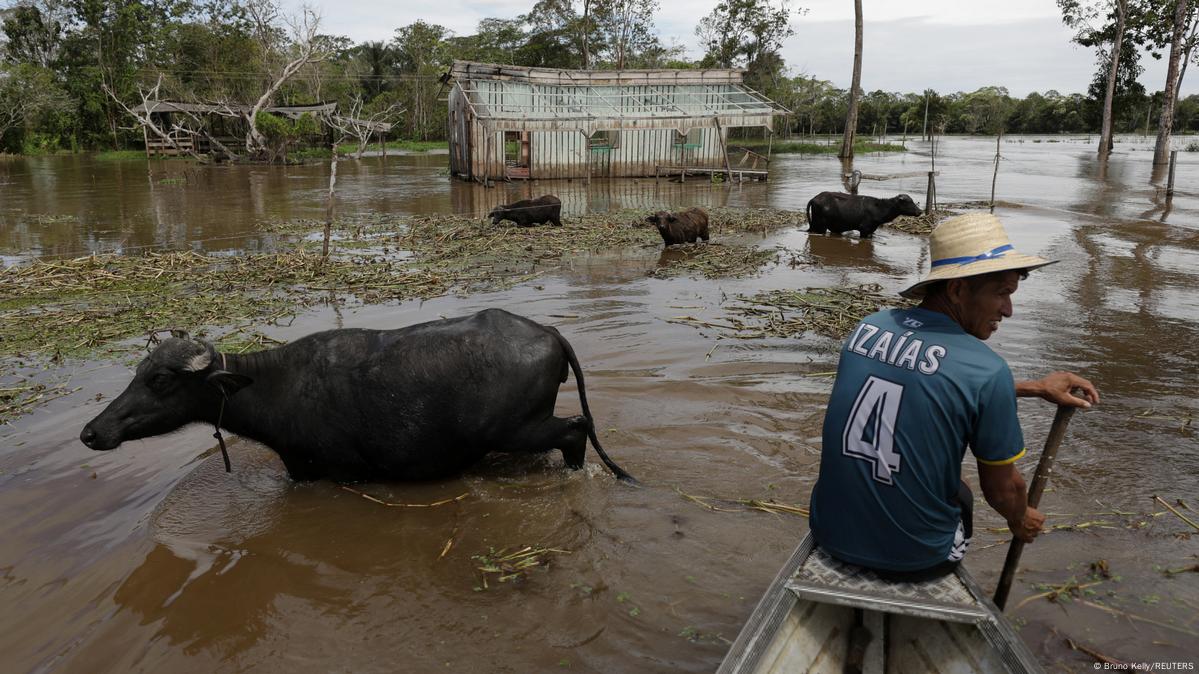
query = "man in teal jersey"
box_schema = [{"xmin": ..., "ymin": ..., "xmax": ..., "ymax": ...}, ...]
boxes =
[{"xmin": 810, "ymin": 213, "xmax": 1099, "ymax": 580}]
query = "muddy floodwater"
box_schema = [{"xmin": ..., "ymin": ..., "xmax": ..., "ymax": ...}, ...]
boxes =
[{"xmin": 2, "ymin": 135, "xmax": 1197, "ymax": 672}]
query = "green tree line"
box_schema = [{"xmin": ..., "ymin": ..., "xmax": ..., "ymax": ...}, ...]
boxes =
[{"xmin": 1, "ymin": 0, "xmax": 1197, "ymax": 154}]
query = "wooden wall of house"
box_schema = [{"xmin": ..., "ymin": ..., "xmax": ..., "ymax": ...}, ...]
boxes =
[
  {"xmin": 452, "ymin": 78, "xmax": 761, "ymax": 182},
  {"xmin": 526, "ymin": 127, "xmax": 726, "ymax": 179},
  {"xmin": 447, "ymin": 87, "xmax": 473, "ymax": 178}
]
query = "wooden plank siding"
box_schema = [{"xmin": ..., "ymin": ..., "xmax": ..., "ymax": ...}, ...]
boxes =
[{"xmin": 447, "ymin": 63, "xmax": 784, "ymax": 183}]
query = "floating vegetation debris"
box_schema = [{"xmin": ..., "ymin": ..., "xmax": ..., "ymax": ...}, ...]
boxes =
[
  {"xmin": 2, "ymin": 207, "xmax": 804, "ymax": 422},
  {"xmin": 1, "ymin": 377, "xmax": 81, "ymax": 425},
  {"xmin": 472, "ymin": 545, "xmax": 571, "ymax": 589},
  {"xmin": 1131, "ymin": 408, "xmax": 1194, "ymax": 431},
  {"xmin": 677, "ymin": 488, "xmax": 810, "ymax": 518},
  {"xmin": 1015, "ymin": 578, "xmax": 1107, "ymax": 611},
  {"xmin": 887, "ymin": 202, "xmax": 996, "ymax": 235},
  {"xmin": 888, "ymin": 213, "xmax": 941, "ymax": 235},
  {"xmin": 339, "ymin": 485, "xmax": 469, "ymax": 508},
  {"xmin": 648, "ymin": 244, "xmax": 780, "ymax": 279},
  {"xmin": 1153, "ymin": 495, "xmax": 1199, "ymax": 532},
  {"xmin": 678, "ymin": 626, "xmax": 730, "ymax": 646},
  {"xmin": 0, "ymin": 249, "xmax": 450, "ymax": 363},
  {"xmin": 670, "ymin": 284, "xmax": 914, "ymax": 341},
  {"xmin": 16, "ymin": 213, "xmax": 79, "ymax": 226}
]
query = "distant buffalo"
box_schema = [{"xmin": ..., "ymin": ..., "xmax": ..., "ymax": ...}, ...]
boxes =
[
  {"xmin": 79, "ymin": 309, "xmax": 634, "ymax": 483},
  {"xmin": 646, "ymin": 208, "xmax": 710, "ymax": 246},
  {"xmin": 489, "ymin": 195, "xmax": 563, "ymax": 227},
  {"xmin": 805, "ymin": 192, "xmax": 922, "ymax": 238}
]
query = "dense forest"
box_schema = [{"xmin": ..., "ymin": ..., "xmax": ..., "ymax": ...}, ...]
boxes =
[{"xmin": 1, "ymin": 0, "xmax": 1198, "ymax": 154}]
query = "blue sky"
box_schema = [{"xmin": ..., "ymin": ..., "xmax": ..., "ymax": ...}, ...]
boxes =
[{"xmin": 290, "ymin": 0, "xmax": 1197, "ymax": 97}]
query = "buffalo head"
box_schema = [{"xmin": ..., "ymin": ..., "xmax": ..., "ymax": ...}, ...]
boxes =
[
  {"xmin": 487, "ymin": 206, "xmax": 507, "ymax": 225},
  {"xmin": 646, "ymin": 211, "xmax": 674, "ymax": 231},
  {"xmin": 894, "ymin": 194, "xmax": 922, "ymax": 216},
  {"xmin": 80, "ymin": 337, "xmax": 252, "ymax": 451}
]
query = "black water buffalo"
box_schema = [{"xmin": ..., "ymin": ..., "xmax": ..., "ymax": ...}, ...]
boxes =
[
  {"xmin": 646, "ymin": 207, "xmax": 710, "ymax": 246},
  {"xmin": 488, "ymin": 195, "xmax": 563, "ymax": 227},
  {"xmin": 79, "ymin": 310, "xmax": 634, "ymax": 483},
  {"xmin": 805, "ymin": 192, "xmax": 922, "ymax": 238}
]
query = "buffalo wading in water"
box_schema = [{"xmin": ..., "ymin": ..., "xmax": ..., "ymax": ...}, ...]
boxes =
[
  {"xmin": 79, "ymin": 309, "xmax": 635, "ymax": 483},
  {"xmin": 805, "ymin": 192, "xmax": 922, "ymax": 238},
  {"xmin": 646, "ymin": 207, "xmax": 710, "ymax": 246},
  {"xmin": 488, "ymin": 195, "xmax": 563, "ymax": 227}
]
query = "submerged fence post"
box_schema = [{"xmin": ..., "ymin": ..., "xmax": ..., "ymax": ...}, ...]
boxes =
[
  {"xmin": 925, "ymin": 171, "xmax": 936, "ymax": 216},
  {"xmin": 1167, "ymin": 150, "xmax": 1178, "ymax": 198},
  {"xmin": 990, "ymin": 133, "xmax": 1001, "ymax": 214},
  {"xmin": 322, "ymin": 140, "xmax": 338, "ymax": 263}
]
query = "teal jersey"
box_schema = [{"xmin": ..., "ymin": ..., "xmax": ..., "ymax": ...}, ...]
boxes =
[{"xmin": 809, "ymin": 307, "xmax": 1025, "ymax": 571}]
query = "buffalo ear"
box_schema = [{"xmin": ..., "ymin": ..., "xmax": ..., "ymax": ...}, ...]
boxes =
[{"xmin": 206, "ymin": 370, "xmax": 253, "ymax": 397}]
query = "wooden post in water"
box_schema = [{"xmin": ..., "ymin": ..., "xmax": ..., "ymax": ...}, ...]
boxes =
[
  {"xmin": 922, "ymin": 92, "xmax": 929, "ymax": 142},
  {"xmin": 993, "ymin": 404, "xmax": 1077, "ymax": 610},
  {"xmin": 322, "ymin": 140, "xmax": 338, "ymax": 263},
  {"xmin": 925, "ymin": 171, "xmax": 936, "ymax": 216},
  {"xmin": 1167, "ymin": 150, "xmax": 1178, "ymax": 198},
  {"xmin": 715, "ymin": 117, "xmax": 733, "ymax": 183},
  {"xmin": 990, "ymin": 133, "xmax": 1001, "ymax": 213}
]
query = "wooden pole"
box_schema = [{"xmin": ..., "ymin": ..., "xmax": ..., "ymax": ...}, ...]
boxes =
[
  {"xmin": 482, "ymin": 130, "xmax": 491, "ymax": 187},
  {"xmin": 1167, "ymin": 150, "xmax": 1178, "ymax": 197},
  {"xmin": 322, "ymin": 140, "xmax": 338, "ymax": 263},
  {"xmin": 381, "ymin": 131, "xmax": 386, "ymax": 160},
  {"xmin": 922, "ymin": 92, "xmax": 929, "ymax": 141},
  {"xmin": 714, "ymin": 117, "xmax": 733, "ymax": 182},
  {"xmin": 925, "ymin": 171, "xmax": 936, "ymax": 216},
  {"xmin": 993, "ymin": 404, "xmax": 1077, "ymax": 610},
  {"xmin": 990, "ymin": 133, "xmax": 1001, "ymax": 213}
]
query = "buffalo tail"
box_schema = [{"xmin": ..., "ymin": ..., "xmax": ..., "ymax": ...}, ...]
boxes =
[{"xmin": 554, "ymin": 332, "xmax": 638, "ymax": 485}]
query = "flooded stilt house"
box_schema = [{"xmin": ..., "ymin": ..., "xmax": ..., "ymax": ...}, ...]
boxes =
[{"xmin": 446, "ymin": 61, "xmax": 788, "ymax": 183}]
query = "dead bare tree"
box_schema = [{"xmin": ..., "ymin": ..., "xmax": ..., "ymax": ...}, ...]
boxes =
[
  {"xmin": 242, "ymin": 2, "xmax": 330, "ymax": 159},
  {"xmin": 103, "ymin": 76, "xmax": 208, "ymax": 162},
  {"xmin": 325, "ymin": 98, "xmax": 405, "ymax": 159}
]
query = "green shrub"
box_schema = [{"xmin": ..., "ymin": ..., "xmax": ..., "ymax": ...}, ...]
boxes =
[{"xmin": 20, "ymin": 132, "xmax": 62, "ymax": 155}]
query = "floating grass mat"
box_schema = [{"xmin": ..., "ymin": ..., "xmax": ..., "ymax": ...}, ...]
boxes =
[
  {"xmin": 887, "ymin": 202, "xmax": 1010, "ymax": 235},
  {"xmin": 472, "ymin": 545, "xmax": 571, "ymax": 589},
  {"xmin": 2, "ymin": 207, "xmax": 804, "ymax": 421},
  {"xmin": 0, "ymin": 249, "xmax": 455, "ymax": 365},
  {"xmin": 672, "ymin": 283, "xmax": 914, "ymax": 341},
  {"xmin": 648, "ymin": 244, "xmax": 780, "ymax": 279},
  {"xmin": 706, "ymin": 207, "xmax": 806, "ymax": 233}
]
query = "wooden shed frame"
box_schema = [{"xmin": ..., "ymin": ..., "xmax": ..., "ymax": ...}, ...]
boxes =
[{"xmin": 447, "ymin": 61, "xmax": 789, "ymax": 183}]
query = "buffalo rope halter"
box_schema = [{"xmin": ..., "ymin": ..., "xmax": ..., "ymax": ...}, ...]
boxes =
[{"xmin": 213, "ymin": 351, "xmax": 232, "ymax": 473}]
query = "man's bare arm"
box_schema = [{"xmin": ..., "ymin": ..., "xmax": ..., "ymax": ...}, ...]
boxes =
[
  {"xmin": 1015, "ymin": 371, "xmax": 1099, "ymax": 408},
  {"xmin": 978, "ymin": 461, "xmax": 1045, "ymax": 543}
]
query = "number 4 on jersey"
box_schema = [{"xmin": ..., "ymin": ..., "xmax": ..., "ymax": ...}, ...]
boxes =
[{"xmin": 842, "ymin": 376, "xmax": 904, "ymax": 484}]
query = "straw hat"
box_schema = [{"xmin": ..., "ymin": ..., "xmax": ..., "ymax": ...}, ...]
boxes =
[{"xmin": 899, "ymin": 213, "xmax": 1056, "ymax": 299}]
